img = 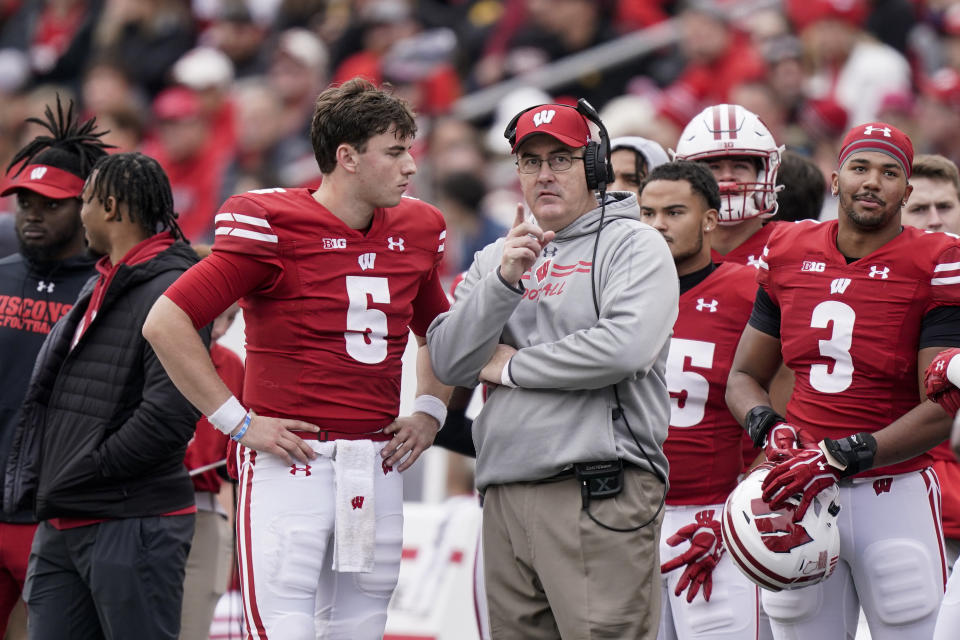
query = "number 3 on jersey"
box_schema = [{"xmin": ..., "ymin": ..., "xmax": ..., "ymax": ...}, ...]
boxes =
[
  {"xmin": 666, "ymin": 338, "xmax": 715, "ymax": 427},
  {"xmin": 345, "ymin": 275, "xmax": 390, "ymax": 364},
  {"xmin": 809, "ymin": 300, "xmax": 855, "ymax": 393}
]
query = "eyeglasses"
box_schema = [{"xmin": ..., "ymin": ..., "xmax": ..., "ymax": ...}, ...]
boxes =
[{"xmin": 516, "ymin": 154, "xmax": 585, "ymax": 174}]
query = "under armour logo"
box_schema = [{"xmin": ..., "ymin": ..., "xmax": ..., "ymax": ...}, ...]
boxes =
[
  {"xmin": 542, "ymin": 245, "xmax": 558, "ymax": 257},
  {"xmin": 937, "ymin": 360, "xmax": 946, "ymax": 372},
  {"xmin": 696, "ymin": 298, "xmax": 718, "ymax": 312},
  {"xmin": 358, "ymin": 252, "xmax": 376, "ymax": 271},
  {"xmin": 289, "ymin": 464, "xmax": 312, "ymax": 476},
  {"xmin": 868, "ymin": 265, "xmax": 889, "ymax": 279},
  {"xmin": 29, "ymin": 166, "xmax": 47, "ymax": 180},
  {"xmin": 36, "ymin": 281, "xmax": 54, "ymax": 293},
  {"xmin": 863, "ymin": 125, "xmax": 892, "ymax": 137},
  {"xmin": 830, "ymin": 278, "xmax": 851, "ymax": 294},
  {"xmin": 873, "ymin": 478, "xmax": 893, "ymax": 495},
  {"xmin": 351, "ymin": 496, "xmax": 365, "ymax": 509},
  {"xmin": 817, "ymin": 461, "xmax": 827, "ymax": 471},
  {"xmin": 747, "ymin": 255, "xmax": 762, "ymax": 269},
  {"xmin": 532, "ymin": 109, "xmax": 556, "ymax": 127},
  {"xmin": 387, "ymin": 236, "xmax": 405, "ymax": 251}
]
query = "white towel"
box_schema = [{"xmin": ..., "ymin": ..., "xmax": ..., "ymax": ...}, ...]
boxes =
[{"xmin": 331, "ymin": 439, "xmax": 377, "ymax": 572}]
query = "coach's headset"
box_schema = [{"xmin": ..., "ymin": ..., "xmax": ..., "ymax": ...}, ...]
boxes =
[{"xmin": 503, "ymin": 100, "xmax": 667, "ymax": 533}]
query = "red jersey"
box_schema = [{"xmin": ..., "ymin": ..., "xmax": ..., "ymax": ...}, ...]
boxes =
[
  {"xmin": 758, "ymin": 220, "xmax": 960, "ymax": 477},
  {"xmin": 185, "ymin": 343, "xmax": 244, "ymax": 493},
  {"xmin": 711, "ymin": 221, "xmax": 780, "ymax": 470},
  {"xmin": 166, "ymin": 189, "xmax": 449, "ymax": 437},
  {"xmin": 664, "ymin": 263, "xmax": 757, "ymax": 505},
  {"xmin": 710, "ymin": 221, "xmax": 777, "ymax": 268}
]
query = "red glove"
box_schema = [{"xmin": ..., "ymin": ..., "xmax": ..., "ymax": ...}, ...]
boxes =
[
  {"xmin": 761, "ymin": 449, "xmax": 840, "ymax": 522},
  {"xmin": 660, "ymin": 509, "xmax": 724, "ymax": 603},
  {"xmin": 924, "ymin": 348, "xmax": 960, "ymax": 415},
  {"xmin": 763, "ymin": 423, "xmax": 818, "ymax": 462}
]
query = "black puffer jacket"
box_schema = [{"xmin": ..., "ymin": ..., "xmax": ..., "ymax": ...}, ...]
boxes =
[{"xmin": 3, "ymin": 239, "xmax": 209, "ymax": 520}]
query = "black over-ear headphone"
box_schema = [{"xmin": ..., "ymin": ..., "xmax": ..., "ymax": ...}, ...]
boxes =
[{"xmin": 503, "ymin": 99, "xmax": 614, "ymax": 193}]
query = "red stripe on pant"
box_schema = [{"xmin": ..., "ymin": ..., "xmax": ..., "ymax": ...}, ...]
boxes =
[
  {"xmin": 922, "ymin": 467, "xmax": 948, "ymax": 590},
  {"xmin": 238, "ymin": 447, "xmax": 269, "ymax": 638}
]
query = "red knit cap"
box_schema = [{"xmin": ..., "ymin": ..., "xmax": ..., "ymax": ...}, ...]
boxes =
[{"xmin": 837, "ymin": 122, "xmax": 913, "ymax": 179}]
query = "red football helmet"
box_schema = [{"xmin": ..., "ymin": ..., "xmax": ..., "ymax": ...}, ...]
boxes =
[
  {"xmin": 673, "ymin": 104, "xmax": 784, "ymax": 224},
  {"xmin": 721, "ymin": 463, "xmax": 841, "ymax": 592}
]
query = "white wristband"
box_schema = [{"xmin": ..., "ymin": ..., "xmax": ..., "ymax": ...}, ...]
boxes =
[
  {"xmin": 208, "ymin": 395, "xmax": 247, "ymax": 435},
  {"xmin": 413, "ymin": 394, "xmax": 448, "ymax": 429},
  {"xmin": 500, "ymin": 359, "xmax": 517, "ymax": 388}
]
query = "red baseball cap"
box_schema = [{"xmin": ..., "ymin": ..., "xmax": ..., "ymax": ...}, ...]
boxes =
[
  {"xmin": 838, "ymin": 122, "xmax": 913, "ymax": 178},
  {"xmin": 787, "ymin": 0, "xmax": 868, "ymax": 32},
  {"xmin": 153, "ymin": 86, "xmax": 202, "ymax": 121},
  {"xmin": 0, "ymin": 163, "xmax": 85, "ymax": 199},
  {"xmin": 511, "ymin": 104, "xmax": 591, "ymax": 152},
  {"xmin": 923, "ymin": 68, "xmax": 960, "ymax": 109}
]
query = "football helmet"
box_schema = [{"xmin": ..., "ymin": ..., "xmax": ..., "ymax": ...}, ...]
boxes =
[
  {"xmin": 721, "ymin": 463, "xmax": 840, "ymax": 592},
  {"xmin": 673, "ymin": 104, "xmax": 784, "ymax": 224}
]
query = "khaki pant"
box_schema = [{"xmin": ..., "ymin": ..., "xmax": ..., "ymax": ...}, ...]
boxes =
[
  {"xmin": 483, "ymin": 466, "xmax": 664, "ymax": 640},
  {"xmin": 180, "ymin": 508, "xmax": 232, "ymax": 640}
]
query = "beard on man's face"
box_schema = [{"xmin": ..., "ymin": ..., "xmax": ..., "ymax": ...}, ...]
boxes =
[{"xmin": 17, "ymin": 214, "xmax": 84, "ymax": 266}]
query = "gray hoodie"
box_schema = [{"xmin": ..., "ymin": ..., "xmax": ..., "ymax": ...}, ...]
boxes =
[{"xmin": 427, "ymin": 193, "xmax": 678, "ymax": 490}]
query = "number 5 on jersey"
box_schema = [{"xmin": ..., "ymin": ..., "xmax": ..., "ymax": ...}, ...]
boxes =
[{"xmin": 666, "ymin": 338, "xmax": 716, "ymax": 427}]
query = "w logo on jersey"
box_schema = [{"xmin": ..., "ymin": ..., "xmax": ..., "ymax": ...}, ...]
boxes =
[
  {"xmin": 536, "ymin": 259, "xmax": 552, "ymax": 284},
  {"xmin": 290, "ymin": 464, "xmax": 312, "ymax": 477},
  {"xmin": 873, "ymin": 478, "xmax": 893, "ymax": 495},
  {"xmin": 358, "ymin": 253, "xmax": 376, "ymax": 271},
  {"xmin": 29, "ymin": 166, "xmax": 47, "ymax": 180},
  {"xmin": 830, "ymin": 278, "xmax": 851, "ymax": 294},
  {"xmin": 696, "ymin": 298, "xmax": 718, "ymax": 312},
  {"xmin": 868, "ymin": 265, "xmax": 890, "ymax": 279},
  {"xmin": 533, "ymin": 109, "xmax": 556, "ymax": 127},
  {"xmin": 351, "ymin": 496, "xmax": 365, "ymax": 510},
  {"xmin": 387, "ymin": 236, "xmax": 405, "ymax": 251},
  {"xmin": 695, "ymin": 509, "xmax": 717, "ymax": 525},
  {"xmin": 751, "ymin": 498, "xmax": 813, "ymax": 552}
]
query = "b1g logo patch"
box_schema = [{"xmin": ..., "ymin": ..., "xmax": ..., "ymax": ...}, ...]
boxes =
[{"xmin": 323, "ymin": 238, "xmax": 347, "ymax": 249}]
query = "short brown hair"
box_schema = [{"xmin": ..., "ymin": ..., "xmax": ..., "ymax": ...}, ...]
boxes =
[
  {"xmin": 912, "ymin": 154, "xmax": 960, "ymax": 198},
  {"xmin": 309, "ymin": 78, "xmax": 417, "ymax": 174}
]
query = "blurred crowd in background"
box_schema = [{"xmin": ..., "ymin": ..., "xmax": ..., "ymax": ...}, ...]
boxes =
[{"xmin": 0, "ymin": 0, "xmax": 958, "ymax": 289}]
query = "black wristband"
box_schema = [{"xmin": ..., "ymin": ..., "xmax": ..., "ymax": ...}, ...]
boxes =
[
  {"xmin": 822, "ymin": 432, "xmax": 877, "ymax": 478},
  {"xmin": 744, "ymin": 406, "xmax": 786, "ymax": 447}
]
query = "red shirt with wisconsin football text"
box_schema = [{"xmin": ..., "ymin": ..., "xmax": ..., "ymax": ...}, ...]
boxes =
[
  {"xmin": 664, "ymin": 263, "xmax": 757, "ymax": 505},
  {"xmin": 757, "ymin": 220, "xmax": 960, "ymax": 477},
  {"xmin": 164, "ymin": 188, "xmax": 449, "ymax": 438}
]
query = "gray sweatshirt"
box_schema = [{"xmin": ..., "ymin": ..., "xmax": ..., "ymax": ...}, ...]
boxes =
[{"xmin": 427, "ymin": 193, "xmax": 678, "ymax": 490}]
